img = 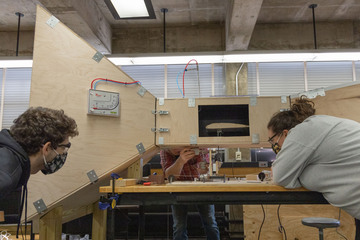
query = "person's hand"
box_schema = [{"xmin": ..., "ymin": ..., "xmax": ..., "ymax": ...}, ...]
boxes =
[{"xmin": 178, "ymin": 148, "xmax": 195, "ymax": 164}]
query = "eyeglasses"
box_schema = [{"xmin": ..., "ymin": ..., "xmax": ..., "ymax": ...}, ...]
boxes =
[
  {"xmin": 268, "ymin": 133, "xmax": 278, "ymax": 144},
  {"xmin": 57, "ymin": 142, "xmax": 71, "ymax": 153}
]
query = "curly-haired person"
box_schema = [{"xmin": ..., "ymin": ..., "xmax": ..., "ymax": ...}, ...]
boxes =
[
  {"xmin": 0, "ymin": 107, "xmax": 79, "ymax": 199},
  {"xmin": 268, "ymin": 97, "xmax": 360, "ymax": 239}
]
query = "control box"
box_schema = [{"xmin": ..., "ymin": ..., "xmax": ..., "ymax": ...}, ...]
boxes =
[{"xmin": 88, "ymin": 89, "xmax": 120, "ymax": 117}]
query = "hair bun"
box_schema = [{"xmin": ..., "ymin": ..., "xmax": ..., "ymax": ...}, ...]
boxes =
[{"xmin": 291, "ymin": 96, "xmax": 316, "ymax": 122}]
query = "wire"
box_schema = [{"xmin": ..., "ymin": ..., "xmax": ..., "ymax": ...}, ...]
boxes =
[
  {"xmin": 182, "ymin": 59, "xmax": 199, "ymax": 97},
  {"xmin": 336, "ymin": 208, "xmax": 348, "ymax": 240},
  {"xmin": 277, "ymin": 205, "xmax": 287, "ymax": 240},
  {"xmin": 176, "ymin": 70, "xmax": 184, "ymax": 97},
  {"xmin": 91, "ymin": 78, "xmax": 141, "ymax": 89},
  {"xmin": 258, "ymin": 204, "xmax": 266, "ymax": 240}
]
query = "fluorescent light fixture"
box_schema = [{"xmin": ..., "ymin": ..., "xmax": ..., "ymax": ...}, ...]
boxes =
[
  {"xmin": 0, "ymin": 50, "xmax": 359, "ymax": 68},
  {"xmin": 0, "ymin": 58, "xmax": 32, "ymax": 68},
  {"xmin": 109, "ymin": 55, "xmax": 224, "ymax": 65},
  {"xmin": 105, "ymin": 0, "xmax": 156, "ymax": 19},
  {"xmin": 108, "ymin": 50, "xmax": 360, "ymax": 65}
]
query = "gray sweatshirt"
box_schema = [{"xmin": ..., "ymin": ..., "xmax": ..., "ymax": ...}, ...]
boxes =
[{"xmin": 272, "ymin": 115, "xmax": 360, "ymax": 219}]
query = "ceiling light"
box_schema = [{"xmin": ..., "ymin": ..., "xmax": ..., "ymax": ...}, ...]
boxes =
[
  {"xmin": 1, "ymin": 50, "xmax": 359, "ymax": 68},
  {"xmin": 0, "ymin": 58, "xmax": 32, "ymax": 68},
  {"xmin": 108, "ymin": 50, "xmax": 360, "ymax": 65},
  {"xmin": 105, "ymin": 0, "xmax": 155, "ymax": 19}
]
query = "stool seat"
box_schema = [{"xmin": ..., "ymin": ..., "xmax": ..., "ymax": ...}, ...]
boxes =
[{"xmin": 302, "ymin": 217, "xmax": 340, "ymax": 229}]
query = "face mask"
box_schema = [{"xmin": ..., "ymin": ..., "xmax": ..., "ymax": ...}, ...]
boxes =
[
  {"xmin": 41, "ymin": 149, "xmax": 68, "ymax": 175},
  {"xmin": 271, "ymin": 133, "xmax": 283, "ymax": 155},
  {"xmin": 271, "ymin": 142, "xmax": 281, "ymax": 154}
]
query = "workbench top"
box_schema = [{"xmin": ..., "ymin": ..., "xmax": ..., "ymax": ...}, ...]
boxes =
[{"xmin": 99, "ymin": 180, "xmax": 308, "ymax": 193}]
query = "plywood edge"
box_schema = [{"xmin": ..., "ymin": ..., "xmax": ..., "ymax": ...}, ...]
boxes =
[{"xmin": 27, "ymin": 145, "xmax": 158, "ymax": 222}]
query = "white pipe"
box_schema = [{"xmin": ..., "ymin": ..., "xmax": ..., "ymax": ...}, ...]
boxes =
[{"xmin": 235, "ymin": 63, "xmax": 244, "ymax": 96}]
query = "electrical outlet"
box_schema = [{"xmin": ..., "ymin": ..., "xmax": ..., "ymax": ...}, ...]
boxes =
[
  {"xmin": 259, "ymin": 161, "xmax": 268, "ymax": 167},
  {"xmin": 235, "ymin": 151, "xmax": 242, "ymax": 161}
]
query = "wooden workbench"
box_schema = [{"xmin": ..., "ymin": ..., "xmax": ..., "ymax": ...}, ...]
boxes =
[
  {"xmin": 99, "ymin": 180, "xmax": 333, "ymax": 240},
  {"xmin": 99, "ymin": 180, "xmax": 324, "ymax": 204},
  {"xmin": 100, "ymin": 180, "xmax": 309, "ymax": 193}
]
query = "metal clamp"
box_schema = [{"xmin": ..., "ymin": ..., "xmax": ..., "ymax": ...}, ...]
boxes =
[
  {"xmin": 152, "ymin": 110, "xmax": 169, "ymax": 115},
  {"xmin": 151, "ymin": 128, "xmax": 169, "ymax": 132}
]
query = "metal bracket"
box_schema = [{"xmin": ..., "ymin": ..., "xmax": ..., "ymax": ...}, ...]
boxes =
[
  {"xmin": 152, "ymin": 110, "xmax": 169, "ymax": 115},
  {"xmin": 136, "ymin": 142, "xmax": 146, "ymax": 154},
  {"xmin": 158, "ymin": 98, "xmax": 165, "ymax": 106},
  {"xmin": 92, "ymin": 51, "xmax": 104, "ymax": 63},
  {"xmin": 151, "ymin": 128, "xmax": 169, "ymax": 132},
  {"xmin": 46, "ymin": 16, "xmax": 60, "ymax": 28},
  {"xmin": 188, "ymin": 98, "xmax": 196, "ymax": 107},
  {"xmin": 190, "ymin": 135, "xmax": 197, "ymax": 145},
  {"xmin": 252, "ymin": 133, "xmax": 260, "ymax": 144},
  {"xmin": 87, "ymin": 169, "xmax": 98, "ymax": 184},
  {"xmin": 298, "ymin": 88, "xmax": 325, "ymax": 99},
  {"xmin": 137, "ymin": 86, "xmax": 147, "ymax": 97},
  {"xmin": 33, "ymin": 199, "xmax": 47, "ymax": 213},
  {"xmin": 250, "ymin": 96, "xmax": 257, "ymax": 106}
]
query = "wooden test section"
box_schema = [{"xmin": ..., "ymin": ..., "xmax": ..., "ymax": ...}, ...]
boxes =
[
  {"xmin": 16, "ymin": 5, "xmax": 360, "ymax": 240},
  {"xmin": 28, "ymin": 5, "xmax": 290, "ymax": 222},
  {"xmin": 28, "ymin": 5, "xmax": 158, "ymax": 225}
]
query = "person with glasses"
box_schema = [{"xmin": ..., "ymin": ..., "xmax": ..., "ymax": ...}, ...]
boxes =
[
  {"xmin": 0, "ymin": 106, "xmax": 78, "ymax": 199},
  {"xmin": 267, "ymin": 96, "xmax": 360, "ymax": 239},
  {"xmin": 0, "ymin": 107, "xmax": 78, "ymax": 237}
]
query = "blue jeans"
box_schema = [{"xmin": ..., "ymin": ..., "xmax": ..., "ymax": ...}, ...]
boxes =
[{"xmin": 171, "ymin": 204, "xmax": 220, "ymax": 240}]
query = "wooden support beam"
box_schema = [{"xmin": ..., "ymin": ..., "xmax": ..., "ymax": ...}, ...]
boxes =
[
  {"xmin": 92, "ymin": 201, "xmax": 107, "ymax": 240},
  {"xmin": 128, "ymin": 159, "xmax": 143, "ymax": 179},
  {"xmin": 39, "ymin": 206, "xmax": 63, "ymax": 240}
]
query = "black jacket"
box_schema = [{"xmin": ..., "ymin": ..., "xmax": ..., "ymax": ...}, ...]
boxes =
[{"xmin": 0, "ymin": 129, "xmax": 30, "ymax": 199}]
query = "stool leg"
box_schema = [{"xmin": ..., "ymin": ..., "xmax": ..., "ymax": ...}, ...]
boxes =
[{"xmin": 319, "ymin": 228, "xmax": 324, "ymax": 240}]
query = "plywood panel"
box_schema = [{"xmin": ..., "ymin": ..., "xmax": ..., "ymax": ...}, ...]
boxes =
[
  {"xmin": 244, "ymin": 205, "xmax": 355, "ymax": 240},
  {"xmin": 312, "ymin": 83, "xmax": 360, "ymax": 122},
  {"xmin": 156, "ymin": 96, "xmax": 289, "ymax": 147},
  {"xmin": 27, "ymin": 5, "xmax": 156, "ymax": 220},
  {"xmin": 218, "ymin": 167, "xmax": 271, "ymax": 177}
]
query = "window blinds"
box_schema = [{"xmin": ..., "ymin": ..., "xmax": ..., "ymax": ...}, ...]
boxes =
[{"xmin": 2, "ymin": 68, "xmax": 32, "ymax": 129}]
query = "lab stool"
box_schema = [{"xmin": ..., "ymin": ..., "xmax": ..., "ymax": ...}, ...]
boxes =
[{"xmin": 301, "ymin": 217, "xmax": 340, "ymax": 240}]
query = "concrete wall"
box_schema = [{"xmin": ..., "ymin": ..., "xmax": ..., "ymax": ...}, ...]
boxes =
[
  {"xmin": 0, "ymin": 31, "xmax": 34, "ymax": 56},
  {"xmin": 112, "ymin": 23, "xmax": 225, "ymax": 54},
  {"xmin": 0, "ymin": 21, "xmax": 359, "ymax": 56},
  {"xmin": 249, "ymin": 21, "xmax": 359, "ymax": 50}
]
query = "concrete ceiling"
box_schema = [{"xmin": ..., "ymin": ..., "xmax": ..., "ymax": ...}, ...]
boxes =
[{"xmin": 1, "ymin": 0, "xmax": 360, "ymax": 54}]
